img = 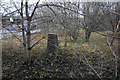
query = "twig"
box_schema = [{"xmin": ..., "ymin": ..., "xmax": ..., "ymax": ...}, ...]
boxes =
[
  {"xmin": 3, "ymin": 27, "xmax": 23, "ymax": 43},
  {"xmin": 30, "ymin": 37, "xmax": 45, "ymax": 49},
  {"xmin": 106, "ymin": 40, "xmax": 120, "ymax": 59},
  {"xmin": 81, "ymin": 51, "xmax": 102, "ymax": 80}
]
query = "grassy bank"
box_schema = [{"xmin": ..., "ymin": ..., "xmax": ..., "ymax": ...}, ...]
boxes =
[{"xmin": 2, "ymin": 30, "xmax": 118, "ymax": 79}]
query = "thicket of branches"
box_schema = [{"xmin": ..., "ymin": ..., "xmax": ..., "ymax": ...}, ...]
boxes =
[{"xmin": 1, "ymin": 1, "xmax": 120, "ymax": 79}]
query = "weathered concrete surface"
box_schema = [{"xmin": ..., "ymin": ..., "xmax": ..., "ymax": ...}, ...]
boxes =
[{"xmin": 47, "ymin": 33, "xmax": 58, "ymax": 53}]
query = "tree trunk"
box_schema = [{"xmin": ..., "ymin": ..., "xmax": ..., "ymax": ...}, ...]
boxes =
[
  {"xmin": 0, "ymin": 43, "xmax": 1, "ymax": 79},
  {"xmin": 111, "ymin": 37, "xmax": 115, "ymax": 46},
  {"xmin": 23, "ymin": 44, "xmax": 27, "ymax": 60},
  {"xmin": 116, "ymin": 32, "xmax": 120, "ymax": 80},
  {"xmin": 64, "ymin": 31, "xmax": 67, "ymax": 48},
  {"xmin": 22, "ymin": 20, "xmax": 27, "ymax": 61},
  {"xmin": 21, "ymin": 0, "xmax": 27, "ymax": 61},
  {"xmin": 47, "ymin": 33, "xmax": 58, "ymax": 53},
  {"xmin": 26, "ymin": 21, "xmax": 31, "ymax": 61},
  {"xmin": 85, "ymin": 29, "xmax": 92, "ymax": 42},
  {"xmin": 116, "ymin": 63, "xmax": 120, "ymax": 80}
]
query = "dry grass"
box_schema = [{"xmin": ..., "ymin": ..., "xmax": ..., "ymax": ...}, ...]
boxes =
[
  {"xmin": 2, "ymin": 30, "xmax": 118, "ymax": 79},
  {"xmin": 2, "ymin": 30, "xmax": 118, "ymax": 55}
]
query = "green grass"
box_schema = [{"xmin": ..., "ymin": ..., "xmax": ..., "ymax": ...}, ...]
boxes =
[
  {"xmin": 2, "ymin": 30, "xmax": 116, "ymax": 55},
  {"xmin": 2, "ymin": 30, "xmax": 118, "ymax": 79}
]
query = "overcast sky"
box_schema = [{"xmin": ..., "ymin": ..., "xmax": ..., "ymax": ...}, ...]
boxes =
[
  {"xmin": 2, "ymin": 0, "xmax": 120, "ymax": 2},
  {"xmin": 1, "ymin": 0, "xmax": 119, "ymax": 16},
  {"xmin": 2, "ymin": 0, "xmax": 43, "ymax": 3}
]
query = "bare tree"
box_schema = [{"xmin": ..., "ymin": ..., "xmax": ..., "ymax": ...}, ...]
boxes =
[
  {"xmin": 1, "ymin": 0, "xmax": 45, "ymax": 62},
  {"xmin": 82, "ymin": 2, "xmax": 116, "ymax": 42}
]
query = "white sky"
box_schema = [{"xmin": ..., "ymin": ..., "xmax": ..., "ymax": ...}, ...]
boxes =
[
  {"xmin": 2, "ymin": 0, "xmax": 120, "ymax": 2},
  {"xmin": 2, "ymin": 0, "xmax": 42, "ymax": 3},
  {"xmin": 1, "ymin": 0, "xmax": 119, "ymax": 16}
]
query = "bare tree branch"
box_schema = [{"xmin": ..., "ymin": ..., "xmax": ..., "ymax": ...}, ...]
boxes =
[
  {"xmin": 30, "ymin": 37, "xmax": 45, "ymax": 50},
  {"xmin": 11, "ymin": 0, "xmax": 21, "ymax": 15},
  {"xmin": 106, "ymin": 38, "xmax": 120, "ymax": 59},
  {"xmin": 30, "ymin": 0, "xmax": 40, "ymax": 19},
  {"xmin": 81, "ymin": 51, "xmax": 102, "ymax": 80},
  {"xmin": 2, "ymin": 26, "xmax": 23, "ymax": 43}
]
